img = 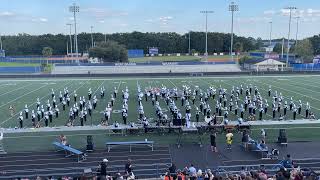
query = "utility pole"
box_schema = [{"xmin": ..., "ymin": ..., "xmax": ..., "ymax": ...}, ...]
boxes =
[
  {"xmin": 200, "ymin": 11, "xmax": 214, "ymax": 61},
  {"xmin": 229, "ymin": 2, "xmax": 239, "ymax": 62}
]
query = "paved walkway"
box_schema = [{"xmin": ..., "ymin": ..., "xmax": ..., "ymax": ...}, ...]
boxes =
[{"xmin": 1, "ymin": 119, "xmax": 320, "ymax": 134}]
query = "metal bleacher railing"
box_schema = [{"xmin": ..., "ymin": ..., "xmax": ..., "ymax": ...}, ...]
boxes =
[{"xmin": 0, "ymin": 163, "xmax": 171, "ymax": 179}]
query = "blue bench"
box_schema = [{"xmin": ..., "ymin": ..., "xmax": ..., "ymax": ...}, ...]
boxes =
[
  {"xmin": 52, "ymin": 142, "xmax": 86, "ymax": 162},
  {"xmin": 106, "ymin": 141, "xmax": 154, "ymax": 152}
]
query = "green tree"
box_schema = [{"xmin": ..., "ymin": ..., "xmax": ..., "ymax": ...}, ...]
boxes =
[
  {"xmin": 234, "ymin": 42, "xmax": 243, "ymax": 53},
  {"xmin": 255, "ymin": 37, "xmax": 264, "ymax": 50},
  {"xmin": 42, "ymin": 47, "xmax": 53, "ymax": 64},
  {"xmin": 295, "ymin": 39, "xmax": 314, "ymax": 63},
  {"xmin": 89, "ymin": 40, "xmax": 128, "ymax": 62},
  {"xmin": 273, "ymin": 43, "xmax": 286, "ymax": 54}
]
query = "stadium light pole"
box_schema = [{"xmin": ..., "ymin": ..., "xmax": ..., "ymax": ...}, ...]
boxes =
[
  {"xmin": 295, "ymin": 16, "xmax": 300, "ymax": 53},
  {"xmin": 269, "ymin": 21, "xmax": 273, "ymax": 47},
  {"xmin": 69, "ymin": 3, "xmax": 79, "ymax": 63},
  {"xmin": 285, "ymin": 6, "xmax": 297, "ymax": 66},
  {"xmin": 188, "ymin": 31, "xmax": 191, "ymax": 55},
  {"xmin": 229, "ymin": 2, "xmax": 239, "ymax": 63},
  {"xmin": 200, "ymin": 10, "xmax": 214, "ymax": 61},
  {"xmin": 66, "ymin": 23, "xmax": 73, "ymax": 56},
  {"xmin": 0, "ymin": 34, "xmax": 2, "ymax": 50},
  {"xmin": 90, "ymin": 26, "xmax": 94, "ymax": 48}
]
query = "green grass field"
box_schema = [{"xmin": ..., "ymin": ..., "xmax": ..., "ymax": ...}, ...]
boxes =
[
  {"xmin": 1, "ymin": 76, "xmax": 319, "ymax": 128},
  {"xmin": 1, "ymin": 75, "xmax": 320, "ymax": 152}
]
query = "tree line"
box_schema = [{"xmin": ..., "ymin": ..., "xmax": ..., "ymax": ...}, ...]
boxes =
[
  {"xmin": 2, "ymin": 32, "xmax": 319, "ymax": 61},
  {"xmin": 2, "ymin": 32, "xmax": 260, "ymax": 56}
]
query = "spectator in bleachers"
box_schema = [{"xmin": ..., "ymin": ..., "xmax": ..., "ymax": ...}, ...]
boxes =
[
  {"xmin": 127, "ymin": 172, "xmax": 135, "ymax": 180},
  {"xmin": 125, "ymin": 159, "xmax": 133, "ymax": 176},
  {"xmin": 176, "ymin": 169, "xmax": 186, "ymax": 180},
  {"xmin": 98, "ymin": 159, "xmax": 108, "ymax": 177},
  {"xmin": 169, "ymin": 163, "xmax": 177, "ymax": 179},
  {"xmin": 163, "ymin": 170, "xmax": 173, "ymax": 180},
  {"xmin": 196, "ymin": 169, "xmax": 203, "ymax": 180},
  {"xmin": 188, "ymin": 164, "xmax": 197, "ymax": 180},
  {"xmin": 283, "ymin": 154, "xmax": 294, "ymax": 168}
]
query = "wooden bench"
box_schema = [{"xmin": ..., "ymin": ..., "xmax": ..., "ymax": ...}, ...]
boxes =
[{"xmin": 106, "ymin": 141, "xmax": 154, "ymax": 152}]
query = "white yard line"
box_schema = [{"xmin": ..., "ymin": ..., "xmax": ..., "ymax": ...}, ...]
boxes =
[
  {"xmin": 0, "ymin": 80, "xmax": 74, "ymax": 126},
  {"xmin": 275, "ymin": 79, "xmax": 320, "ymax": 95},
  {"xmin": 0, "ymin": 84, "xmax": 49, "ymax": 109},
  {"xmin": 255, "ymin": 80, "xmax": 320, "ymax": 110},
  {"xmin": 0, "ymin": 83, "xmax": 33, "ymax": 98}
]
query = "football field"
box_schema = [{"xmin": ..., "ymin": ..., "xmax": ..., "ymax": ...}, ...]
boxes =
[
  {"xmin": 0, "ymin": 75, "xmax": 320, "ymax": 129},
  {"xmin": 1, "ymin": 75, "xmax": 320, "ymax": 153}
]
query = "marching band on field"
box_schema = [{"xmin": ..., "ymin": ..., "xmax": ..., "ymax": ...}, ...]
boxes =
[{"xmin": 15, "ymin": 83, "xmax": 315, "ymax": 129}]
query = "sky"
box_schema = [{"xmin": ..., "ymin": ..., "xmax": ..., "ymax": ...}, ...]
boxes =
[{"xmin": 1, "ymin": 0, "xmax": 320, "ymax": 39}]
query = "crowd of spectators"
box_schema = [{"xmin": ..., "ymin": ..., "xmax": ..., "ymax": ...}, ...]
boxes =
[
  {"xmin": 161, "ymin": 161, "xmax": 320, "ymax": 180},
  {"xmin": 10, "ymin": 155, "xmax": 320, "ymax": 180}
]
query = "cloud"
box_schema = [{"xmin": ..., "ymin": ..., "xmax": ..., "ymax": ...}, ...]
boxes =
[
  {"xmin": 264, "ymin": 10, "xmax": 276, "ymax": 16},
  {"xmin": 306, "ymin": 9, "xmax": 320, "ymax": 17},
  {"xmin": 279, "ymin": 8, "xmax": 320, "ymax": 18},
  {"xmin": 0, "ymin": 11, "xmax": 15, "ymax": 17},
  {"xmin": 82, "ymin": 8, "xmax": 128, "ymax": 20},
  {"xmin": 145, "ymin": 19, "xmax": 154, "ymax": 23},
  {"xmin": 30, "ymin": 17, "xmax": 48, "ymax": 23},
  {"xmin": 237, "ymin": 17, "xmax": 271, "ymax": 23},
  {"xmin": 39, "ymin": 18, "xmax": 48, "ymax": 22},
  {"xmin": 159, "ymin": 16, "xmax": 173, "ymax": 22},
  {"xmin": 159, "ymin": 16, "xmax": 173, "ymax": 25}
]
